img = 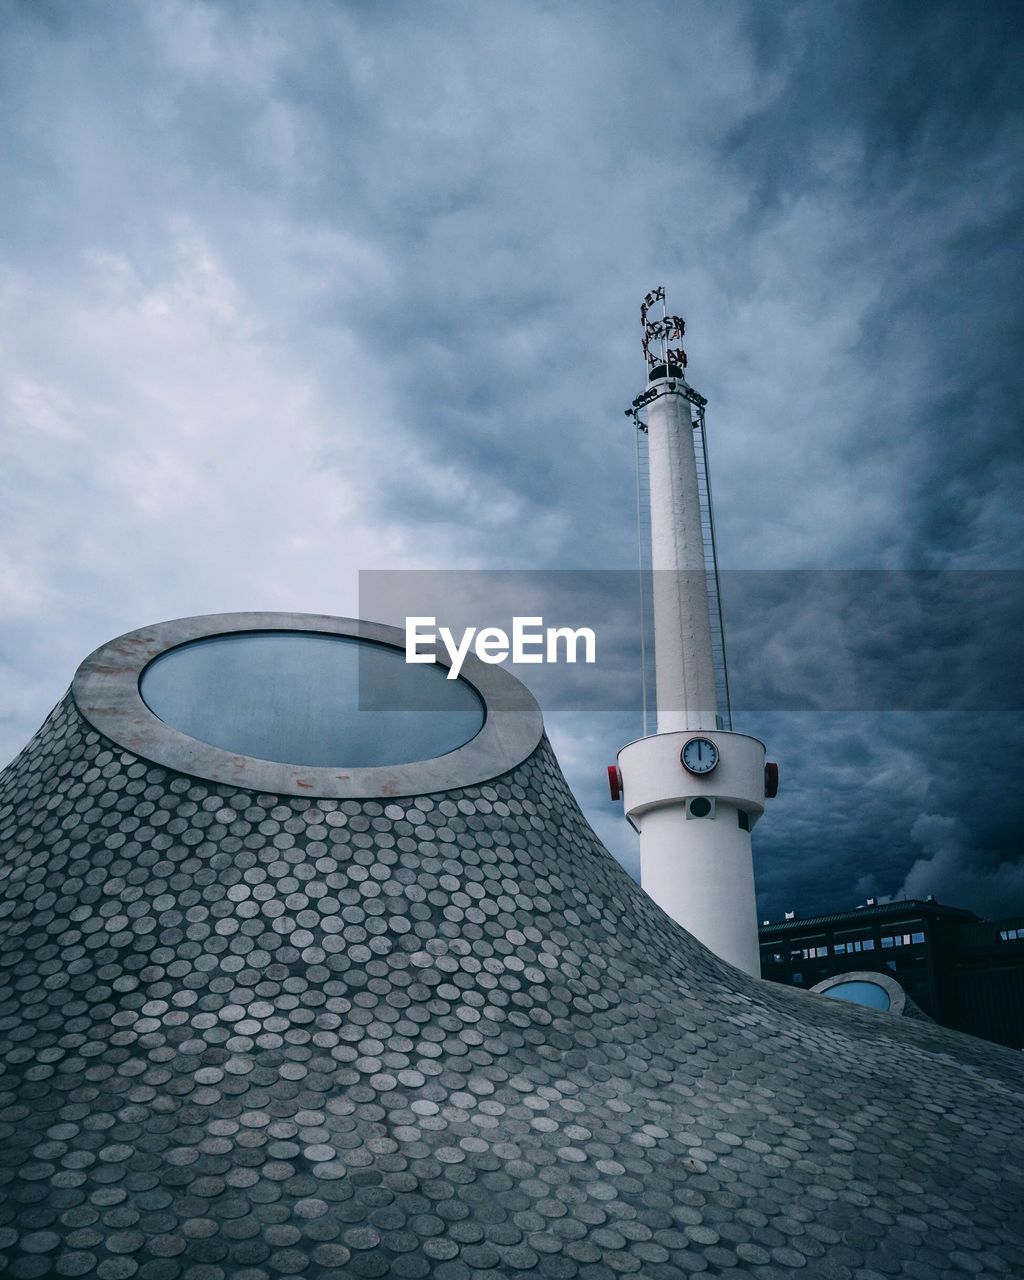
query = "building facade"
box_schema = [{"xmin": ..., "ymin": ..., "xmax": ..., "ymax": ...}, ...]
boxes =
[{"xmin": 760, "ymin": 899, "xmax": 1024, "ymax": 1049}]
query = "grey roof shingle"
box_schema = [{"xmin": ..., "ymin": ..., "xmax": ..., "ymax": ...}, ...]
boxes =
[{"xmin": 0, "ymin": 670, "xmax": 1021, "ymax": 1277}]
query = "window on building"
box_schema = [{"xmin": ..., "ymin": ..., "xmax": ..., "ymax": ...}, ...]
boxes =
[
  {"xmin": 998, "ymin": 928, "xmax": 1021, "ymax": 942},
  {"xmin": 911, "ymin": 932, "xmax": 925, "ymax": 945},
  {"xmin": 821, "ymin": 980, "xmax": 891, "ymax": 1012},
  {"xmin": 835, "ymin": 938, "xmax": 874, "ymax": 955}
]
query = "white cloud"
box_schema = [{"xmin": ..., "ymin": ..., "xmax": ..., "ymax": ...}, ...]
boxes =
[
  {"xmin": 895, "ymin": 812, "xmax": 1024, "ymax": 918},
  {"xmin": 0, "ymin": 0, "xmax": 1019, "ymax": 921}
]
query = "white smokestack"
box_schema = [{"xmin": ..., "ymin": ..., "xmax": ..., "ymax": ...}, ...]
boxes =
[
  {"xmin": 614, "ymin": 292, "xmax": 775, "ymax": 977},
  {"xmin": 646, "ymin": 385, "xmax": 718, "ymax": 732}
]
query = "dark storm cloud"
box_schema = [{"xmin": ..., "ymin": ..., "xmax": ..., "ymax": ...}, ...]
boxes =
[
  {"xmin": 719, "ymin": 0, "xmax": 1024, "ymax": 571},
  {"xmin": 360, "ymin": 568, "xmax": 1022, "ymax": 712},
  {"xmin": 746, "ymin": 710, "xmax": 1024, "ymax": 924},
  {"xmin": 0, "ymin": 1, "xmax": 1021, "ymax": 923},
  {"xmin": 361, "ymin": 565, "xmax": 1024, "ymax": 923},
  {"xmin": 724, "ymin": 571, "xmax": 1023, "ymax": 712}
]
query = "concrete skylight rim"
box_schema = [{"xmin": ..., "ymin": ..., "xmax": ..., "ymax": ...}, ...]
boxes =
[{"xmin": 71, "ymin": 611, "xmax": 545, "ymax": 799}]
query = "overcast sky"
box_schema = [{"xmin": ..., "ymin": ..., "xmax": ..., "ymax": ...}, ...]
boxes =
[{"xmin": 2, "ymin": 0, "xmax": 1022, "ymax": 922}]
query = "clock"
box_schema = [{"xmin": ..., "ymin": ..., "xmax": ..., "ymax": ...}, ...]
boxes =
[{"xmin": 681, "ymin": 736, "xmax": 719, "ymax": 775}]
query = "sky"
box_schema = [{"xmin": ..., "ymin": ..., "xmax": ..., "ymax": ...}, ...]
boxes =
[{"xmin": 1, "ymin": 0, "xmax": 1022, "ymax": 923}]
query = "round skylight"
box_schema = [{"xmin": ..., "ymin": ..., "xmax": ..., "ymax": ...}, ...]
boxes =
[
  {"xmin": 820, "ymin": 979, "xmax": 892, "ymax": 1012},
  {"xmin": 72, "ymin": 613, "xmax": 544, "ymax": 799},
  {"xmin": 140, "ymin": 631, "xmax": 484, "ymax": 768}
]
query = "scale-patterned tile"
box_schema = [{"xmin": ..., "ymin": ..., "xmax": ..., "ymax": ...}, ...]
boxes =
[{"xmin": 0, "ymin": 691, "xmax": 1021, "ymax": 1278}]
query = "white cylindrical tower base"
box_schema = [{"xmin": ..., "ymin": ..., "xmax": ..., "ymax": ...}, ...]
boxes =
[
  {"xmin": 618, "ymin": 730, "xmax": 765, "ymax": 976},
  {"xmin": 636, "ymin": 803, "xmax": 760, "ymax": 976}
]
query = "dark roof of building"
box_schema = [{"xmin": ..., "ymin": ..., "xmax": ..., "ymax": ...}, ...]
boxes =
[{"xmin": 758, "ymin": 896, "xmax": 980, "ymax": 937}]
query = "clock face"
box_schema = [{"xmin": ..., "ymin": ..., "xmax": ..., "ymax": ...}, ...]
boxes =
[{"xmin": 681, "ymin": 736, "xmax": 719, "ymax": 775}]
